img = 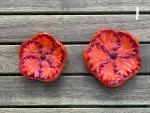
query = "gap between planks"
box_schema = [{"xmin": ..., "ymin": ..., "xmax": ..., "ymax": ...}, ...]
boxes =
[
  {"xmin": 0, "ymin": 11, "xmax": 149, "ymax": 15},
  {"xmin": 0, "ymin": 41, "xmax": 149, "ymax": 45},
  {"xmin": 0, "ymin": 105, "xmax": 149, "ymax": 108}
]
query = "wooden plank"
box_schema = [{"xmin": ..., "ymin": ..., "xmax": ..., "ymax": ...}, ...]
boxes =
[
  {"xmin": 0, "ymin": 44, "xmax": 148, "ymax": 73},
  {"xmin": 0, "ymin": 75, "xmax": 150, "ymax": 105},
  {"xmin": 0, "ymin": 108, "xmax": 150, "ymax": 113},
  {"xmin": 0, "ymin": 0, "xmax": 149, "ymax": 12},
  {"xmin": 0, "ymin": 15, "xmax": 150, "ymax": 42}
]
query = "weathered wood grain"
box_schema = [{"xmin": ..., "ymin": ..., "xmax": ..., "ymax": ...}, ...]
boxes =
[
  {"xmin": 0, "ymin": 15, "xmax": 150, "ymax": 42},
  {"xmin": 1, "ymin": 108, "xmax": 150, "ymax": 113},
  {"xmin": 0, "ymin": 76, "xmax": 149, "ymax": 105},
  {"xmin": 0, "ymin": 0, "xmax": 149, "ymax": 12},
  {"xmin": 0, "ymin": 44, "xmax": 147, "ymax": 73}
]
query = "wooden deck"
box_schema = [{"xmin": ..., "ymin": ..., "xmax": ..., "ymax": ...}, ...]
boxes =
[{"xmin": 0, "ymin": 0, "xmax": 150, "ymax": 112}]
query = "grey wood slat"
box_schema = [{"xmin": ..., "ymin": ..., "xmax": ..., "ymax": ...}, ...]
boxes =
[
  {"xmin": 0, "ymin": 0, "xmax": 149, "ymax": 12},
  {"xmin": 0, "ymin": 44, "xmax": 147, "ymax": 73},
  {"xmin": 0, "ymin": 75, "xmax": 150, "ymax": 105},
  {"xmin": 0, "ymin": 15, "xmax": 150, "ymax": 42},
  {"xmin": 0, "ymin": 108, "xmax": 150, "ymax": 113}
]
